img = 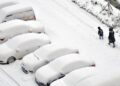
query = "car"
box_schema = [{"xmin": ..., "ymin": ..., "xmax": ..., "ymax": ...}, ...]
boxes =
[
  {"xmin": 0, "ymin": 19, "xmax": 45, "ymax": 43},
  {"xmin": 21, "ymin": 44, "xmax": 79, "ymax": 73},
  {"xmin": 35, "ymin": 54, "xmax": 95, "ymax": 86},
  {"xmin": 0, "ymin": 33, "xmax": 51, "ymax": 64},
  {"xmin": 0, "ymin": 1, "xmax": 17, "ymax": 9},
  {"xmin": 50, "ymin": 67, "xmax": 95, "ymax": 86},
  {"xmin": 0, "ymin": 4, "xmax": 36, "ymax": 23},
  {"xmin": 51, "ymin": 67, "xmax": 120, "ymax": 86}
]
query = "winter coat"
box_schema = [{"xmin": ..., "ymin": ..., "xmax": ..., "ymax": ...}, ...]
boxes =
[
  {"xmin": 98, "ymin": 29, "xmax": 103, "ymax": 36},
  {"xmin": 108, "ymin": 31, "xmax": 115, "ymax": 43}
]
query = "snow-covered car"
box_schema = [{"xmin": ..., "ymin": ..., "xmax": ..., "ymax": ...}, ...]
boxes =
[
  {"xmin": 50, "ymin": 67, "xmax": 95, "ymax": 86},
  {"xmin": 21, "ymin": 44, "xmax": 79, "ymax": 73},
  {"xmin": 0, "ymin": 4, "xmax": 36, "ymax": 23},
  {"xmin": 0, "ymin": 33, "xmax": 51, "ymax": 64},
  {"xmin": 51, "ymin": 67, "xmax": 120, "ymax": 86},
  {"xmin": 0, "ymin": 1, "xmax": 17, "ymax": 9},
  {"xmin": 0, "ymin": 19, "xmax": 45, "ymax": 43},
  {"xmin": 35, "ymin": 54, "xmax": 95, "ymax": 86}
]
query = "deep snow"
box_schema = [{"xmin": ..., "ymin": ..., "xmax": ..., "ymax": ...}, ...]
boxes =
[{"xmin": 0, "ymin": 0, "xmax": 120, "ymax": 86}]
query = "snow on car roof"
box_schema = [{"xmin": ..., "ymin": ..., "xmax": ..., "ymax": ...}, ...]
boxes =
[
  {"xmin": 49, "ymin": 54, "xmax": 93, "ymax": 73},
  {"xmin": 63, "ymin": 67, "xmax": 95, "ymax": 86},
  {"xmin": 0, "ymin": 1, "xmax": 18, "ymax": 9},
  {"xmin": 34, "ymin": 44, "xmax": 77, "ymax": 61},
  {"xmin": 51, "ymin": 67, "xmax": 95, "ymax": 86},
  {"xmin": 76, "ymin": 69, "xmax": 120, "ymax": 86},
  {"xmin": 0, "ymin": 4, "xmax": 33, "ymax": 15},
  {"xmin": 5, "ymin": 33, "xmax": 48, "ymax": 49},
  {"xmin": 0, "ymin": 19, "xmax": 26, "ymax": 32}
]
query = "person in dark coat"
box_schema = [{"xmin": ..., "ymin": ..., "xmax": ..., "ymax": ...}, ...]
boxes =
[
  {"xmin": 98, "ymin": 27, "xmax": 103, "ymax": 39},
  {"xmin": 108, "ymin": 27, "xmax": 115, "ymax": 47}
]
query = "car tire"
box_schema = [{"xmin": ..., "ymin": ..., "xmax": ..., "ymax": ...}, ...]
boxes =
[{"xmin": 7, "ymin": 56, "xmax": 16, "ymax": 64}]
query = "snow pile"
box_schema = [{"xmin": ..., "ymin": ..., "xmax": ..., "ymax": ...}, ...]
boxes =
[{"xmin": 72, "ymin": 0, "xmax": 120, "ymax": 29}]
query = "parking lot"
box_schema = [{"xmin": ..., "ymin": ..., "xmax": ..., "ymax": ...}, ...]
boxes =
[{"xmin": 0, "ymin": 0, "xmax": 120, "ymax": 86}]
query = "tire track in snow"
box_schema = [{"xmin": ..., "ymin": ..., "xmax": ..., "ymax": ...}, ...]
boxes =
[
  {"xmin": 51, "ymin": 0, "xmax": 95, "ymax": 29},
  {"xmin": 0, "ymin": 68, "xmax": 20, "ymax": 86}
]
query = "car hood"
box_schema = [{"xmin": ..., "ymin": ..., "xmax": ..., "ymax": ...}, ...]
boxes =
[
  {"xmin": 22, "ymin": 53, "xmax": 38, "ymax": 66},
  {"xmin": 22, "ymin": 53, "xmax": 46, "ymax": 70}
]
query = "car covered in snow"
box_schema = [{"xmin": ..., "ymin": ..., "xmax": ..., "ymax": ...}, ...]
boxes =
[
  {"xmin": 35, "ymin": 54, "xmax": 95, "ymax": 86},
  {"xmin": 51, "ymin": 67, "xmax": 120, "ymax": 86},
  {"xmin": 0, "ymin": 33, "xmax": 51, "ymax": 64},
  {"xmin": 0, "ymin": 1, "xmax": 17, "ymax": 9},
  {"xmin": 0, "ymin": 19, "xmax": 45, "ymax": 43},
  {"xmin": 50, "ymin": 67, "xmax": 95, "ymax": 86},
  {"xmin": 0, "ymin": 4, "xmax": 36, "ymax": 23},
  {"xmin": 21, "ymin": 44, "xmax": 79, "ymax": 73}
]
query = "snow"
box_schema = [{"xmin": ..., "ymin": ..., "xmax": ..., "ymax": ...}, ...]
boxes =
[
  {"xmin": 0, "ymin": 0, "xmax": 119, "ymax": 86},
  {"xmin": 51, "ymin": 67, "xmax": 120, "ymax": 86},
  {"xmin": 35, "ymin": 54, "xmax": 94, "ymax": 84},
  {"xmin": 0, "ymin": 19, "xmax": 45, "ymax": 43},
  {"xmin": 6, "ymin": 33, "xmax": 49, "ymax": 49},
  {"xmin": 25, "ymin": 20, "xmax": 45, "ymax": 33},
  {"xmin": 49, "ymin": 54, "xmax": 94, "ymax": 74},
  {"xmin": 72, "ymin": 0, "xmax": 120, "ymax": 29},
  {"xmin": 34, "ymin": 44, "xmax": 78, "ymax": 61},
  {"xmin": 0, "ymin": 1, "xmax": 17, "ymax": 9},
  {"xmin": 21, "ymin": 43, "xmax": 78, "ymax": 72},
  {"xmin": 0, "ymin": 4, "xmax": 34, "ymax": 22},
  {"xmin": 1, "ymin": 4, "xmax": 33, "ymax": 15},
  {"xmin": 0, "ymin": 19, "xmax": 25, "ymax": 31},
  {"xmin": 0, "ymin": 68, "xmax": 19, "ymax": 86},
  {"xmin": 51, "ymin": 67, "xmax": 95, "ymax": 86},
  {"xmin": 35, "ymin": 65, "xmax": 59, "ymax": 85}
]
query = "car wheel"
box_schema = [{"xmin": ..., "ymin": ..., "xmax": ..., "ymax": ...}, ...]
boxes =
[{"xmin": 7, "ymin": 56, "xmax": 16, "ymax": 64}]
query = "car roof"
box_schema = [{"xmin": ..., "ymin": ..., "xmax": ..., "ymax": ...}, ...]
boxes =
[
  {"xmin": 0, "ymin": 19, "xmax": 26, "ymax": 32},
  {"xmin": 63, "ymin": 67, "xmax": 95, "ymax": 86},
  {"xmin": 50, "ymin": 67, "xmax": 95, "ymax": 86},
  {"xmin": 49, "ymin": 54, "xmax": 93, "ymax": 73},
  {"xmin": 5, "ymin": 33, "xmax": 48, "ymax": 49},
  {"xmin": 34, "ymin": 44, "xmax": 76, "ymax": 60},
  {"xmin": 0, "ymin": 4, "xmax": 33, "ymax": 16},
  {"xmin": 76, "ymin": 69, "xmax": 120, "ymax": 86}
]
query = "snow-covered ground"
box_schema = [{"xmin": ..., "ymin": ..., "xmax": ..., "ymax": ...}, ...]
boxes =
[
  {"xmin": 72, "ymin": 0, "xmax": 120, "ymax": 29},
  {"xmin": 0, "ymin": 0, "xmax": 120, "ymax": 86}
]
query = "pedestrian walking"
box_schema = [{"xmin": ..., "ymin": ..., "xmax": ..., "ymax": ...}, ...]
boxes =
[
  {"xmin": 108, "ymin": 27, "xmax": 115, "ymax": 48},
  {"xmin": 98, "ymin": 26, "xmax": 103, "ymax": 39}
]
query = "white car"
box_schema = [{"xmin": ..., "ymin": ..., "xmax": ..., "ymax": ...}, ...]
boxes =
[
  {"xmin": 21, "ymin": 44, "xmax": 79, "ymax": 73},
  {"xmin": 35, "ymin": 54, "xmax": 95, "ymax": 86},
  {"xmin": 0, "ymin": 19, "xmax": 45, "ymax": 43},
  {"xmin": 0, "ymin": 4, "xmax": 36, "ymax": 23},
  {"xmin": 0, "ymin": 1, "xmax": 17, "ymax": 9},
  {"xmin": 0, "ymin": 33, "xmax": 51, "ymax": 64},
  {"xmin": 50, "ymin": 67, "xmax": 95, "ymax": 86},
  {"xmin": 51, "ymin": 67, "xmax": 120, "ymax": 86}
]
